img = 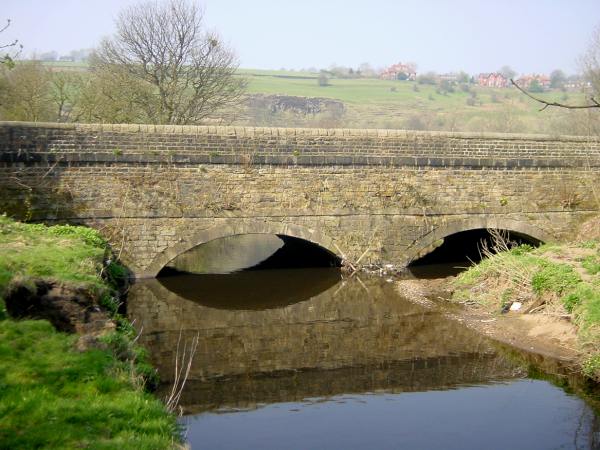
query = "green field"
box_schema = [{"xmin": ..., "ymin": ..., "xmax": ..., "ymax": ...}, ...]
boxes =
[
  {"xmin": 237, "ymin": 68, "xmax": 593, "ymax": 133},
  {"xmin": 15, "ymin": 63, "xmax": 598, "ymax": 134}
]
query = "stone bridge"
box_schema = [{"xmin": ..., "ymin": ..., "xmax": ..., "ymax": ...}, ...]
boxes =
[{"xmin": 1, "ymin": 122, "xmax": 599, "ymax": 278}]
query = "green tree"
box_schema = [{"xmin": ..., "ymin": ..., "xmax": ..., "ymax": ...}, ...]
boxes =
[
  {"xmin": 499, "ymin": 65, "xmax": 517, "ymax": 80},
  {"xmin": 417, "ymin": 71, "xmax": 437, "ymax": 85},
  {"xmin": 550, "ymin": 69, "xmax": 567, "ymax": 89},
  {"xmin": 528, "ymin": 79, "xmax": 544, "ymax": 93},
  {"xmin": 92, "ymin": 0, "xmax": 246, "ymax": 124},
  {"xmin": 49, "ymin": 71, "xmax": 83, "ymax": 122},
  {"xmin": 0, "ymin": 61, "xmax": 53, "ymax": 121},
  {"xmin": 318, "ymin": 71, "xmax": 330, "ymax": 86}
]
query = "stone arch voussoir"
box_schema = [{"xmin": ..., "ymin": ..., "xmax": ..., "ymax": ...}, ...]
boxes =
[{"xmin": 139, "ymin": 219, "xmax": 339, "ymax": 279}]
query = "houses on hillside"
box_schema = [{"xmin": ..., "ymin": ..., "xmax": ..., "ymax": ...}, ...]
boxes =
[
  {"xmin": 381, "ymin": 62, "xmax": 569, "ymax": 92},
  {"xmin": 515, "ymin": 74, "xmax": 551, "ymax": 90},
  {"xmin": 477, "ymin": 73, "xmax": 508, "ymax": 88},
  {"xmin": 380, "ymin": 63, "xmax": 417, "ymax": 81}
]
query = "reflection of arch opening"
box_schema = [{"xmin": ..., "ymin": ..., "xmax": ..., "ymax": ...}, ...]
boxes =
[
  {"xmin": 406, "ymin": 218, "xmax": 551, "ymax": 271},
  {"xmin": 157, "ymin": 268, "xmax": 342, "ymax": 310},
  {"xmin": 141, "ymin": 220, "xmax": 342, "ymax": 279}
]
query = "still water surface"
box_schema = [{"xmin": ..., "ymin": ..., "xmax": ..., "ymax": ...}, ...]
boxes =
[{"xmin": 127, "ymin": 269, "xmax": 600, "ymax": 449}]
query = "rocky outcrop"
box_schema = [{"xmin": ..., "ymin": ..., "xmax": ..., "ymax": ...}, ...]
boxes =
[{"xmin": 247, "ymin": 94, "xmax": 344, "ymax": 115}]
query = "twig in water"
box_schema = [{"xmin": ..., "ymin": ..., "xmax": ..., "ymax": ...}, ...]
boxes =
[
  {"xmin": 355, "ymin": 275, "xmax": 370, "ymax": 295},
  {"xmin": 165, "ymin": 330, "xmax": 199, "ymax": 414}
]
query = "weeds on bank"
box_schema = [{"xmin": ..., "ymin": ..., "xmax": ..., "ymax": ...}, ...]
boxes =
[
  {"xmin": 0, "ymin": 215, "xmax": 107, "ymax": 310},
  {"xmin": 453, "ymin": 233, "xmax": 600, "ymax": 380}
]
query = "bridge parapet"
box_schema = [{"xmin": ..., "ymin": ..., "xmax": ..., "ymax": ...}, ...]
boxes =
[{"xmin": 2, "ymin": 121, "xmax": 600, "ymax": 169}]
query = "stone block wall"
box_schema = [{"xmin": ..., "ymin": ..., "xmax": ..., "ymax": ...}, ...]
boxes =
[{"xmin": 1, "ymin": 122, "xmax": 599, "ymax": 277}]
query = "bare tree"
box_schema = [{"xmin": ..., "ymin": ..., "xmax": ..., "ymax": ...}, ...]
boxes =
[
  {"xmin": 1, "ymin": 19, "xmax": 22, "ymax": 68},
  {"xmin": 92, "ymin": 0, "xmax": 246, "ymax": 124},
  {"xmin": 511, "ymin": 78, "xmax": 600, "ymax": 111},
  {"xmin": 512, "ymin": 25, "xmax": 600, "ymax": 111},
  {"xmin": 582, "ymin": 24, "xmax": 600, "ymax": 97}
]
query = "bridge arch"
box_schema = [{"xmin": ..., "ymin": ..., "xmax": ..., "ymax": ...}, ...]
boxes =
[
  {"xmin": 141, "ymin": 219, "xmax": 340, "ymax": 278},
  {"xmin": 405, "ymin": 217, "xmax": 554, "ymax": 265}
]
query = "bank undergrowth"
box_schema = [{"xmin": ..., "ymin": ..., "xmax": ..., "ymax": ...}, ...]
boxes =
[
  {"xmin": 0, "ymin": 215, "xmax": 181, "ymax": 449},
  {"xmin": 453, "ymin": 236, "xmax": 600, "ymax": 381}
]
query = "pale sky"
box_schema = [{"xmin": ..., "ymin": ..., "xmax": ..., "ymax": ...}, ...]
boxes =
[{"xmin": 3, "ymin": 0, "xmax": 599, "ymax": 75}]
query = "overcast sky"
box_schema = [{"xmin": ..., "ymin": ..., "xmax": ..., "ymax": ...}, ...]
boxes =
[{"xmin": 3, "ymin": 0, "xmax": 599, "ymax": 75}]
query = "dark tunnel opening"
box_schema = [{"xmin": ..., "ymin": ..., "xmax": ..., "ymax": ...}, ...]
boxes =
[
  {"xmin": 246, "ymin": 235, "xmax": 341, "ymax": 270},
  {"xmin": 409, "ymin": 229, "xmax": 542, "ymax": 271},
  {"xmin": 157, "ymin": 234, "xmax": 341, "ymax": 277}
]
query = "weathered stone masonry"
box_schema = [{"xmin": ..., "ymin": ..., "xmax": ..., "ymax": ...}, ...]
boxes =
[{"xmin": 1, "ymin": 121, "xmax": 599, "ymax": 278}]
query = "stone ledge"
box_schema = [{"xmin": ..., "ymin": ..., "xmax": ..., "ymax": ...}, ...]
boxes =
[
  {"xmin": 2, "ymin": 151, "xmax": 599, "ymax": 169},
  {"xmin": 1, "ymin": 121, "xmax": 599, "ymax": 143}
]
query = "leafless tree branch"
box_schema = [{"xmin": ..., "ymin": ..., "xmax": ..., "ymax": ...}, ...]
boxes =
[
  {"xmin": 510, "ymin": 78, "xmax": 600, "ymax": 111},
  {"xmin": 92, "ymin": 0, "xmax": 246, "ymax": 125}
]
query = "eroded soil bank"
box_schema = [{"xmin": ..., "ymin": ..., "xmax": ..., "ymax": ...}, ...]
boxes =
[{"xmin": 398, "ymin": 277, "xmax": 580, "ymax": 363}]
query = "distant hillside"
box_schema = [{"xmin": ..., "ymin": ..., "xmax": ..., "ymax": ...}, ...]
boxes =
[
  {"xmin": 32, "ymin": 63, "xmax": 598, "ymax": 134},
  {"xmin": 236, "ymin": 68, "xmax": 594, "ymax": 134}
]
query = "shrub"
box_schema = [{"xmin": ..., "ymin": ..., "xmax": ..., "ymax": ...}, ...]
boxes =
[
  {"xmin": 531, "ymin": 262, "xmax": 581, "ymax": 295},
  {"xmin": 582, "ymin": 255, "xmax": 600, "ymax": 275}
]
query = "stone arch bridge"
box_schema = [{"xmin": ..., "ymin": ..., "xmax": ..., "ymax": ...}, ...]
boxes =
[{"xmin": 1, "ymin": 122, "xmax": 599, "ymax": 278}]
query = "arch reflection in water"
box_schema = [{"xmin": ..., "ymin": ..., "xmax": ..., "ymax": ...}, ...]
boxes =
[
  {"xmin": 129, "ymin": 275, "xmax": 521, "ymax": 412},
  {"xmin": 128, "ymin": 273, "xmax": 600, "ymax": 450},
  {"xmin": 157, "ymin": 268, "xmax": 342, "ymax": 310}
]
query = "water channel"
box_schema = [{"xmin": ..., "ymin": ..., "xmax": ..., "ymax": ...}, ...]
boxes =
[{"xmin": 127, "ymin": 234, "xmax": 600, "ymax": 449}]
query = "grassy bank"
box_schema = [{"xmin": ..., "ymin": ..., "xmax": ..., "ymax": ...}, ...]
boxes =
[
  {"xmin": 0, "ymin": 216, "xmax": 181, "ymax": 448},
  {"xmin": 452, "ymin": 238, "xmax": 600, "ymax": 380}
]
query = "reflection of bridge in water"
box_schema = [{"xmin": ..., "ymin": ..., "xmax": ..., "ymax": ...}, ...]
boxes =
[{"xmin": 128, "ymin": 274, "xmax": 524, "ymax": 413}]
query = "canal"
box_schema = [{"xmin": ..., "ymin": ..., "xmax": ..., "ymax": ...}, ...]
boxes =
[{"xmin": 127, "ymin": 234, "xmax": 600, "ymax": 449}]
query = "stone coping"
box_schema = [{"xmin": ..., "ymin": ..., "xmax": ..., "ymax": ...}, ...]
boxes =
[{"xmin": 1, "ymin": 121, "xmax": 599, "ymax": 143}]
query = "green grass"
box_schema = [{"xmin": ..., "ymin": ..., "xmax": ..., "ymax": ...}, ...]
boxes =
[
  {"xmin": 582, "ymin": 255, "xmax": 600, "ymax": 275},
  {"xmin": 453, "ymin": 242, "xmax": 600, "ymax": 380},
  {"xmin": 0, "ymin": 320, "xmax": 179, "ymax": 449},
  {"xmin": 531, "ymin": 261, "xmax": 581, "ymax": 295},
  {"xmin": 0, "ymin": 216, "xmax": 180, "ymax": 448},
  {"xmin": 0, "ymin": 215, "xmax": 108, "ymax": 306}
]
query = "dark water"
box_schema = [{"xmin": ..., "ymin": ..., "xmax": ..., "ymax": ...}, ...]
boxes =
[{"xmin": 127, "ymin": 269, "xmax": 600, "ymax": 450}]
